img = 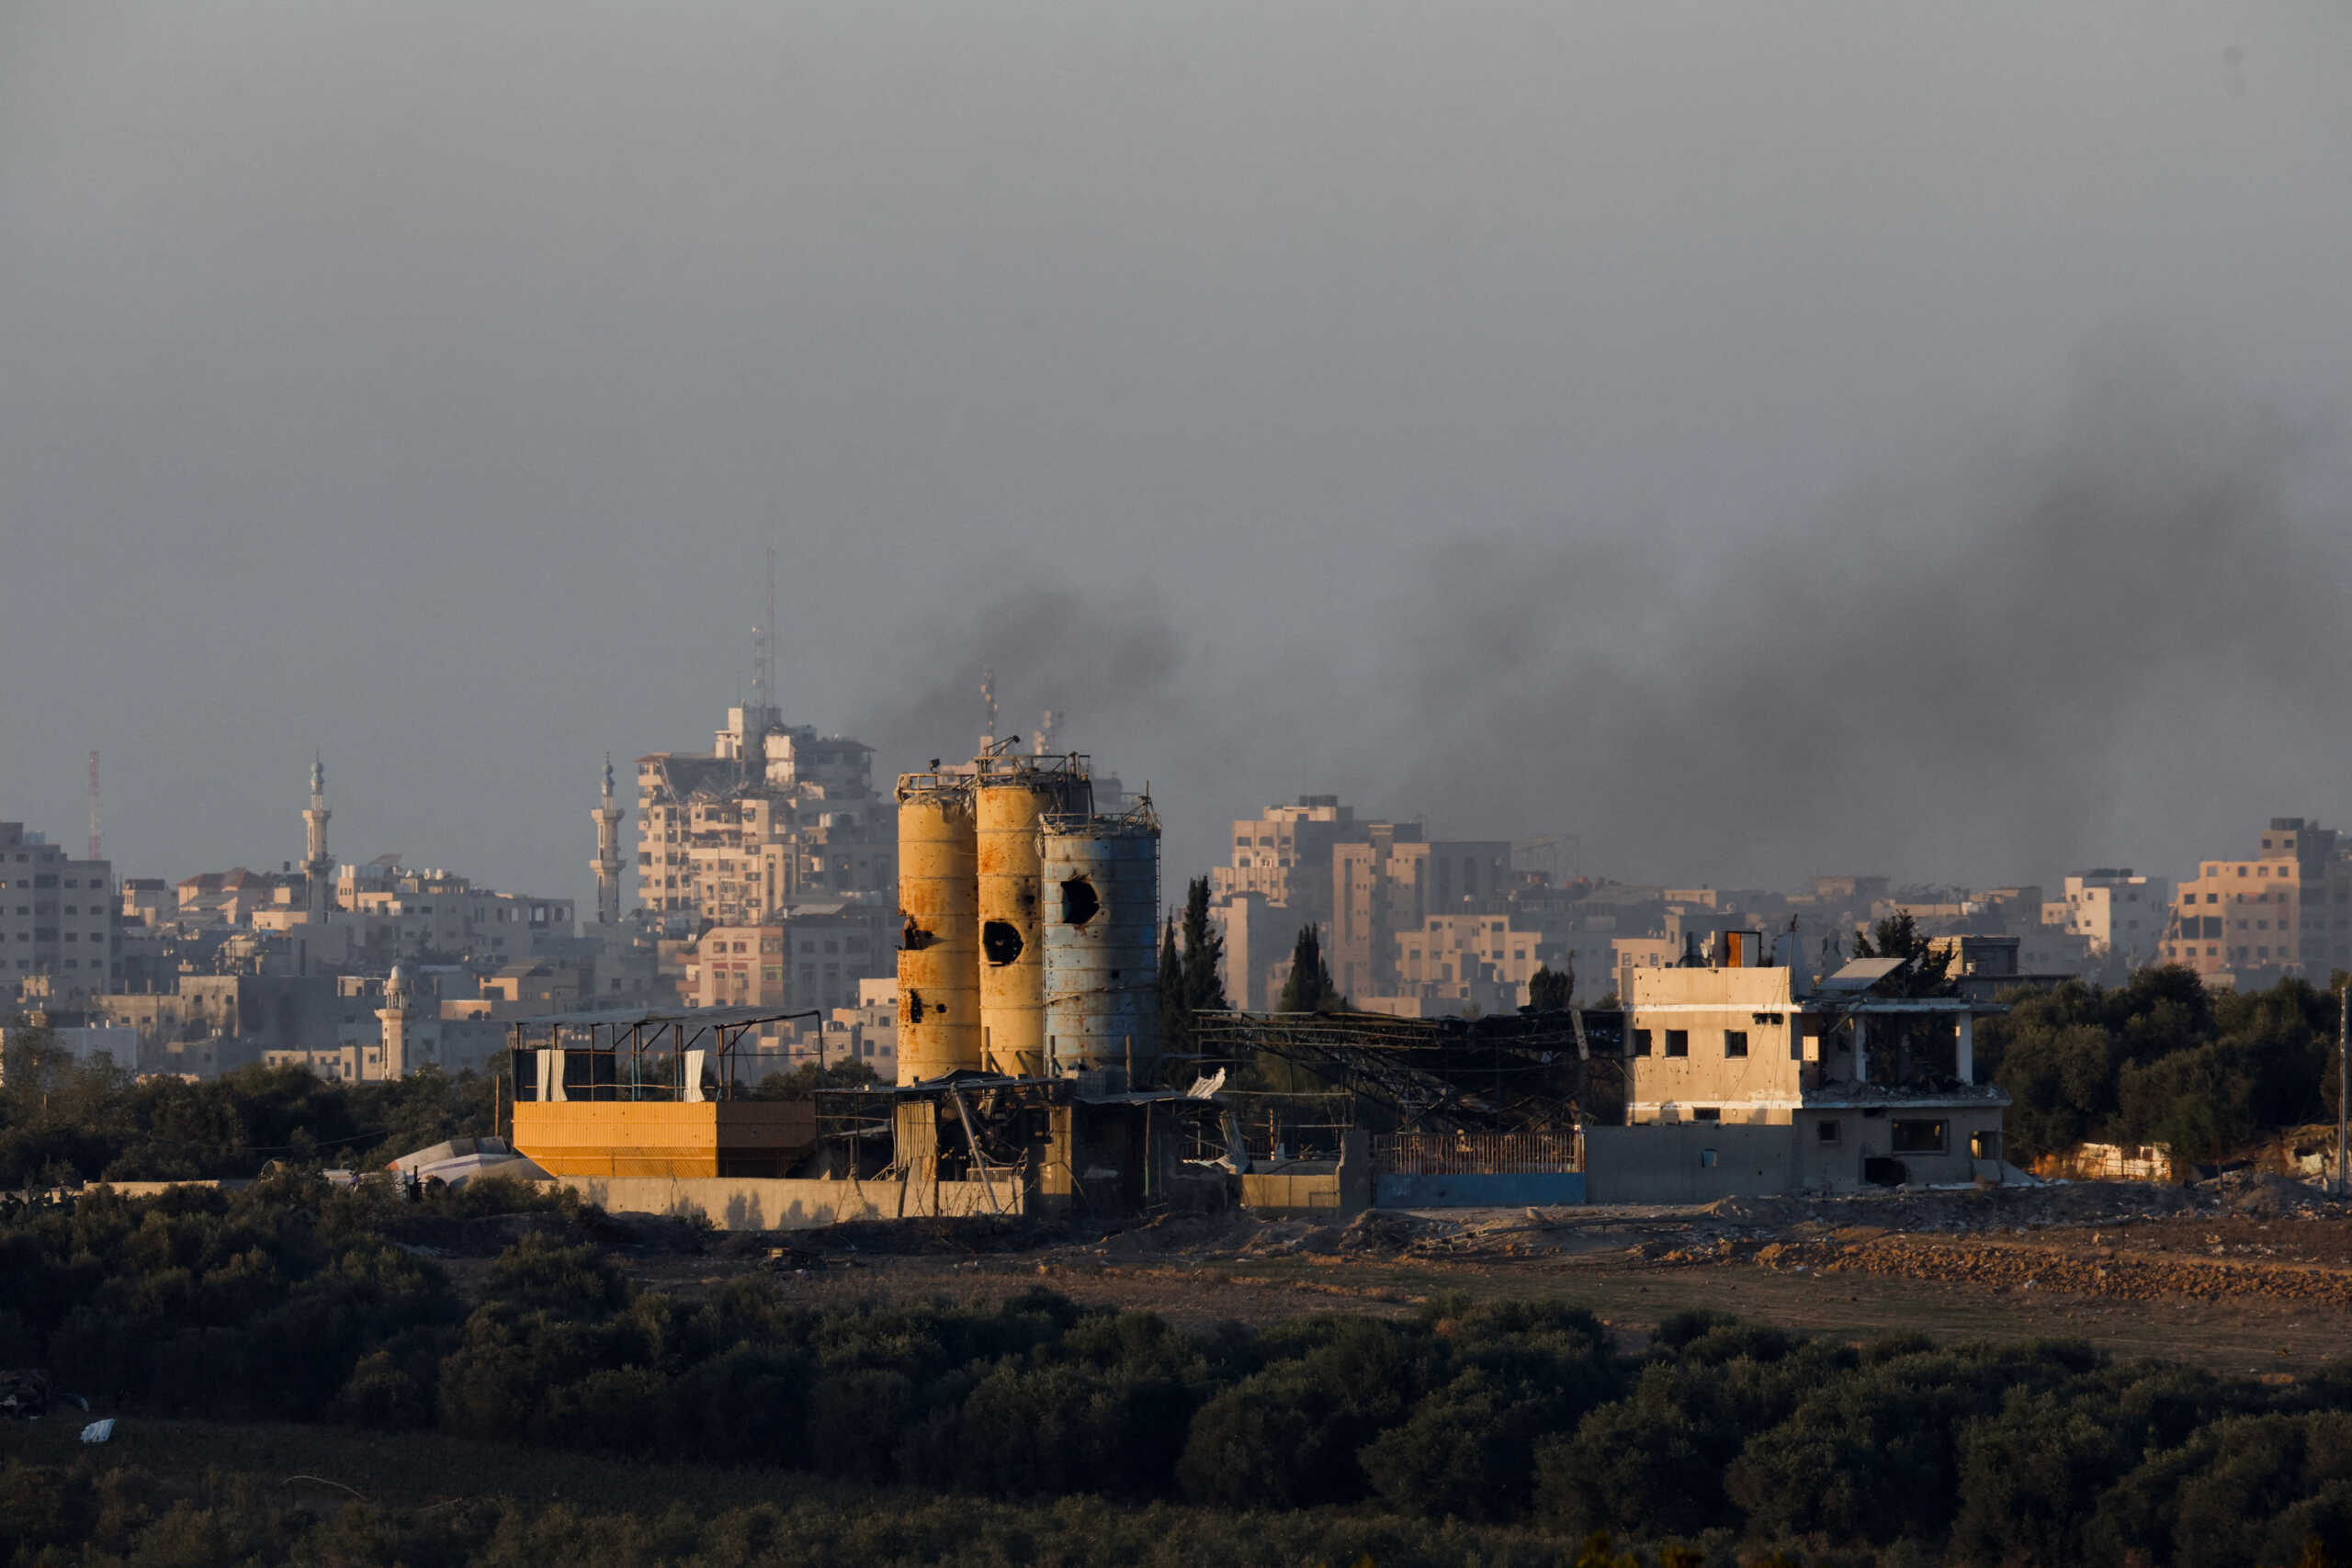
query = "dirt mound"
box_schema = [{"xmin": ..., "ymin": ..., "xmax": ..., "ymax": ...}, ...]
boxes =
[
  {"xmin": 1093, "ymin": 1213, "xmax": 1256, "ymax": 1258},
  {"xmin": 2220, "ymin": 1172, "xmax": 2341, "ymax": 1220},
  {"xmin": 1336, "ymin": 1210, "xmax": 1429, "ymax": 1256}
]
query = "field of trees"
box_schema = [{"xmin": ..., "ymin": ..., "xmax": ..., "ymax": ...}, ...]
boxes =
[
  {"xmin": 0, "ymin": 1038, "xmax": 875, "ymax": 1192},
  {"xmin": 1986, "ymin": 966, "xmax": 2348, "ymax": 1166},
  {"xmin": 5, "ymin": 1177, "xmax": 2352, "ymax": 1565}
]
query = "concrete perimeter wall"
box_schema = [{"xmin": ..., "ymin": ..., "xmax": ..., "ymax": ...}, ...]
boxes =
[
  {"xmin": 1584, "ymin": 1125, "xmax": 1793, "ymax": 1205},
  {"xmin": 1374, "ymin": 1172, "xmax": 1588, "ymax": 1208},
  {"xmin": 553, "ymin": 1175, "xmax": 1022, "ymax": 1232}
]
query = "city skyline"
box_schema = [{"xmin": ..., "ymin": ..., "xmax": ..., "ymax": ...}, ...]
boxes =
[{"xmin": 9, "ymin": 6, "xmax": 2352, "ymax": 903}]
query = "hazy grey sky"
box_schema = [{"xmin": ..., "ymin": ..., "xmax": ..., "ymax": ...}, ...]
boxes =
[{"xmin": 6, "ymin": 3, "xmax": 2350, "ymax": 901}]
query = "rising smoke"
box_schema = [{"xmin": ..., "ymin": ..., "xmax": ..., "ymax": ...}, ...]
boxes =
[
  {"xmin": 1373, "ymin": 350, "xmax": 2352, "ymax": 886},
  {"xmin": 861, "ymin": 354, "xmax": 2352, "ymax": 892},
  {"xmin": 862, "ymin": 581, "xmax": 1198, "ymax": 778}
]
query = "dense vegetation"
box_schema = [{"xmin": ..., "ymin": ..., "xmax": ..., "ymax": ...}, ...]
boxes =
[
  {"xmin": 5, "ymin": 1179, "xmax": 2352, "ymax": 1566},
  {"xmin": 1985, "ymin": 965, "xmax": 2348, "ymax": 1164},
  {"xmin": 0, "ymin": 1033, "xmax": 879, "ymax": 1190},
  {"xmin": 0, "ymin": 1042, "xmax": 497, "ymax": 1190}
]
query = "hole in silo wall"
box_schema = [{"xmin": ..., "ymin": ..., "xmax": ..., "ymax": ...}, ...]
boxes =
[
  {"xmin": 982, "ymin": 920, "xmax": 1024, "ymax": 965},
  {"xmin": 1060, "ymin": 875, "xmax": 1101, "ymax": 928}
]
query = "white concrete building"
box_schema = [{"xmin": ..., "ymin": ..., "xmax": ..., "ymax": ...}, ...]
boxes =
[{"xmin": 2052, "ymin": 869, "xmax": 2173, "ymax": 964}]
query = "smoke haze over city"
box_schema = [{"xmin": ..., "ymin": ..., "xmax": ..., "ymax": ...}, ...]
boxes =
[{"xmin": 6, "ymin": 3, "xmax": 2351, "ymax": 898}]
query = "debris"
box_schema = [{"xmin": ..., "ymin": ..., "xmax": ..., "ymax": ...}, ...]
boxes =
[
  {"xmin": 2220, "ymin": 1172, "xmax": 2337, "ymax": 1220},
  {"xmin": 1185, "ymin": 1068, "xmax": 1227, "ymax": 1099},
  {"xmin": 80, "ymin": 1418, "xmax": 115, "ymax": 1444},
  {"xmin": 1335, "ymin": 1210, "xmax": 1425, "ymax": 1256}
]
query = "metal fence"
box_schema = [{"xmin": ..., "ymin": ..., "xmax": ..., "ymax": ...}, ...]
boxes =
[{"xmin": 1373, "ymin": 1130, "xmax": 1583, "ymax": 1176}]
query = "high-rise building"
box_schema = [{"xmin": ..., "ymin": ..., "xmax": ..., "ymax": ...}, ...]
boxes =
[
  {"xmin": 634, "ymin": 704, "xmax": 898, "ymax": 929},
  {"xmin": 0, "ymin": 821, "xmax": 115, "ymax": 1008}
]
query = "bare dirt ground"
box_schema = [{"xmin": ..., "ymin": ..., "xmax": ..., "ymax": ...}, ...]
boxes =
[{"xmin": 550, "ymin": 1171, "xmax": 2352, "ymax": 1377}]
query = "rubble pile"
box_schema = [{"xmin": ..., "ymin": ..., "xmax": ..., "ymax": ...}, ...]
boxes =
[{"xmin": 2217, "ymin": 1170, "xmax": 2347, "ymax": 1221}]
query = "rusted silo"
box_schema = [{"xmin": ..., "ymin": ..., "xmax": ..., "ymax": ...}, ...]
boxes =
[
  {"xmin": 975, "ymin": 756, "xmax": 1090, "ymax": 1077},
  {"xmin": 896, "ymin": 773, "xmax": 980, "ymax": 1083},
  {"xmin": 1040, "ymin": 801, "xmax": 1161, "ymax": 1080}
]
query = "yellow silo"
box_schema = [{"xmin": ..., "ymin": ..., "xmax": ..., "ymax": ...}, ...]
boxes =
[
  {"xmin": 975, "ymin": 755, "xmax": 1090, "ymax": 1077},
  {"xmin": 895, "ymin": 774, "xmax": 980, "ymax": 1082}
]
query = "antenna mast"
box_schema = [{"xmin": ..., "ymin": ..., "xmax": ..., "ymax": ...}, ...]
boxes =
[
  {"xmin": 751, "ymin": 544, "xmax": 779, "ymax": 728},
  {"xmin": 86, "ymin": 750, "xmax": 101, "ymax": 861}
]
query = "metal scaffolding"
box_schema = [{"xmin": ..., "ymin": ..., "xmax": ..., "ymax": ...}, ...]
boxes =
[{"xmin": 507, "ymin": 1005, "xmax": 820, "ymax": 1101}]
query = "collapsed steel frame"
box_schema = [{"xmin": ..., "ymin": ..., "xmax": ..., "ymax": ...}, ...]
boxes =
[
  {"xmin": 811, "ymin": 1070, "xmax": 1226, "ymax": 1205},
  {"xmin": 1188, "ymin": 1009, "xmax": 1628, "ymax": 1134}
]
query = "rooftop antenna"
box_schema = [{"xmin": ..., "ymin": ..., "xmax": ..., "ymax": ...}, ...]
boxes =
[{"xmin": 86, "ymin": 750, "xmax": 101, "ymax": 862}]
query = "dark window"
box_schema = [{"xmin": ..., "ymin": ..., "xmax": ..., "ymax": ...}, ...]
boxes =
[
  {"xmin": 1631, "ymin": 1029, "xmax": 1652, "ymax": 1057},
  {"xmin": 1891, "ymin": 1119, "xmax": 1946, "ymax": 1154},
  {"xmin": 1817, "ymin": 1120, "xmax": 1840, "ymax": 1144},
  {"xmin": 1692, "ymin": 1106, "xmax": 1720, "ymax": 1122},
  {"xmin": 1724, "ymin": 1030, "xmax": 1748, "ymax": 1058},
  {"xmin": 1665, "ymin": 1030, "xmax": 1689, "ymax": 1057}
]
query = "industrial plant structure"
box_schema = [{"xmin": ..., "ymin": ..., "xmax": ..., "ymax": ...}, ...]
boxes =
[
  {"xmin": 894, "ymin": 747, "xmax": 1161, "ymax": 1086},
  {"xmin": 502, "ymin": 742, "xmax": 1212, "ymax": 1223},
  {"xmin": 842, "ymin": 745, "xmax": 1206, "ymax": 1215},
  {"xmin": 497, "ymin": 732, "xmax": 2027, "ymax": 1230}
]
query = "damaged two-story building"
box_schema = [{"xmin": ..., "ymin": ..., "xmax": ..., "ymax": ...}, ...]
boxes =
[{"xmin": 1605, "ymin": 931, "xmax": 2015, "ymax": 1194}]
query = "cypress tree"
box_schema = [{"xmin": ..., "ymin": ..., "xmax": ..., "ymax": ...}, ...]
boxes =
[
  {"xmin": 1276, "ymin": 924, "xmax": 1341, "ymax": 1013},
  {"xmin": 1179, "ymin": 876, "xmax": 1229, "ymax": 1014}
]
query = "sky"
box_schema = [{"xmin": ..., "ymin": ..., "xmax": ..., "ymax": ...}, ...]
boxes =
[{"xmin": 5, "ymin": 2, "xmax": 2351, "ymax": 906}]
